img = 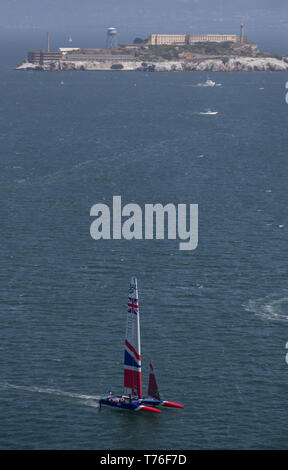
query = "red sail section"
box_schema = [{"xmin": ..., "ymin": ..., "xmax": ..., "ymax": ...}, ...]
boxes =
[
  {"xmin": 147, "ymin": 362, "xmax": 160, "ymax": 400},
  {"xmin": 124, "ymin": 369, "xmax": 142, "ymax": 397}
]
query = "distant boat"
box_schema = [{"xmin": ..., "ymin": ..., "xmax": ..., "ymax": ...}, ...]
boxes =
[
  {"xmin": 60, "ymin": 81, "xmax": 65, "ymax": 86},
  {"xmin": 197, "ymin": 76, "xmax": 222, "ymax": 87},
  {"xmin": 200, "ymin": 108, "xmax": 218, "ymax": 115},
  {"xmin": 68, "ymin": 36, "xmax": 73, "ymax": 43},
  {"xmin": 99, "ymin": 277, "xmax": 184, "ymax": 413}
]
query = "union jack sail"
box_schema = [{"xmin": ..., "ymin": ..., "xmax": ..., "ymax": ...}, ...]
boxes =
[{"xmin": 124, "ymin": 277, "xmax": 142, "ymax": 398}]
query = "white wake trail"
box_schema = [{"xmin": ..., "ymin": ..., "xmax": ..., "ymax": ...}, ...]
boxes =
[
  {"xmin": 0, "ymin": 382, "xmax": 100, "ymax": 408},
  {"xmin": 244, "ymin": 295, "xmax": 288, "ymax": 322}
]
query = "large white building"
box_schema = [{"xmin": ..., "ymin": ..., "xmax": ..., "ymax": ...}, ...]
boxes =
[
  {"xmin": 188, "ymin": 34, "xmax": 238, "ymax": 44},
  {"xmin": 148, "ymin": 33, "xmax": 238, "ymax": 46},
  {"xmin": 149, "ymin": 34, "xmax": 187, "ymax": 45}
]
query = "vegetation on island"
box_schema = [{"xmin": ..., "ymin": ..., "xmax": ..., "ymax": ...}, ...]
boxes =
[
  {"xmin": 256, "ymin": 51, "xmax": 283, "ymax": 60},
  {"xmin": 133, "ymin": 37, "xmax": 148, "ymax": 44},
  {"xmin": 130, "ymin": 41, "xmax": 259, "ymax": 61}
]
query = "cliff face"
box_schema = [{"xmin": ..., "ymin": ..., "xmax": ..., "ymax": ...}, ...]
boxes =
[
  {"xmin": 17, "ymin": 56, "xmax": 288, "ymax": 72},
  {"xmin": 145, "ymin": 57, "xmax": 288, "ymax": 72},
  {"xmin": 185, "ymin": 57, "xmax": 288, "ymax": 72}
]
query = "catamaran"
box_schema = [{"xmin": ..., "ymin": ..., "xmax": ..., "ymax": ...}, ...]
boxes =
[{"xmin": 99, "ymin": 277, "xmax": 184, "ymax": 413}]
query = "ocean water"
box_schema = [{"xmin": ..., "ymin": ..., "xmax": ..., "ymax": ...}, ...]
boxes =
[{"xmin": 1, "ymin": 55, "xmax": 288, "ymax": 449}]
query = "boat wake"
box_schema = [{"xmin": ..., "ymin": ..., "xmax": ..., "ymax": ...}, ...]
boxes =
[
  {"xmin": 0, "ymin": 382, "xmax": 100, "ymax": 408},
  {"xmin": 244, "ymin": 295, "xmax": 288, "ymax": 322},
  {"xmin": 16, "ymin": 160, "xmax": 93, "ymax": 186}
]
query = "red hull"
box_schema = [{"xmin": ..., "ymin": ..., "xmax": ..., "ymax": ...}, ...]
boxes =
[
  {"xmin": 161, "ymin": 401, "xmax": 184, "ymax": 409},
  {"xmin": 139, "ymin": 406, "xmax": 161, "ymax": 413}
]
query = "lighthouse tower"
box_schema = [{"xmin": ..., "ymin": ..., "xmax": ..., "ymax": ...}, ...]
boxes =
[{"xmin": 240, "ymin": 24, "xmax": 245, "ymax": 44}]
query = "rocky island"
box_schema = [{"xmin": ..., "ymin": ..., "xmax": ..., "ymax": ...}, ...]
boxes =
[{"xmin": 16, "ymin": 29, "xmax": 288, "ymax": 72}]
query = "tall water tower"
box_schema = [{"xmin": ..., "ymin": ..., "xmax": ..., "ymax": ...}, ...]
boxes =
[{"xmin": 106, "ymin": 27, "xmax": 118, "ymax": 49}]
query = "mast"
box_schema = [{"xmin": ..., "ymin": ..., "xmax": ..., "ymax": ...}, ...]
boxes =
[{"xmin": 124, "ymin": 277, "xmax": 142, "ymax": 398}]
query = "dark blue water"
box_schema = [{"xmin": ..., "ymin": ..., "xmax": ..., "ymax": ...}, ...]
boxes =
[{"xmin": 1, "ymin": 55, "xmax": 288, "ymax": 449}]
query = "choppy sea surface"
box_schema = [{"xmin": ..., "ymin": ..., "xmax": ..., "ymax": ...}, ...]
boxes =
[{"xmin": 1, "ymin": 55, "xmax": 288, "ymax": 449}]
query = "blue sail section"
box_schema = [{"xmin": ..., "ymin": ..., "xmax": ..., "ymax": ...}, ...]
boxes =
[{"xmin": 124, "ymin": 350, "xmax": 141, "ymax": 368}]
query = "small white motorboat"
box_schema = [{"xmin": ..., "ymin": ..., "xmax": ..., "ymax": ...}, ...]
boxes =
[
  {"xmin": 197, "ymin": 76, "xmax": 222, "ymax": 87},
  {"xmin": 200, "ymin": 108, "xmax": 218, "ymax": 115}
]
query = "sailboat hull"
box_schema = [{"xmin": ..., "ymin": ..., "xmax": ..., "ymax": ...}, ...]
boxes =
[
  {"xmin": 160, "ymin": 401, "xmax": 184, "ymax": 409},
  {"xmin": 99, "ymin": 395, "xmax": 161, "ymax": 413},
  {"xmin": 99, "ymin": 395, "xmax": 183, "ymax": 413},
  {"xmin": 141, "ymin": 398, "xmax": 184, "ymax": 409}
]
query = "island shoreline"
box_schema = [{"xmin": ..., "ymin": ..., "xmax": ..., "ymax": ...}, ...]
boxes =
[{"xmin": 16, "ymin": 56, "xmax": 288, "ymax": 72}]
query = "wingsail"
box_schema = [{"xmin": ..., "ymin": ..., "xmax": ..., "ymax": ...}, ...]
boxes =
[
  {"xmin": 124, "ymin": 277, "xmax": 142, "ymax": 398},
  {"xmin": 147, "ymin": 362, "xmax": 160, "ymax": 400}
]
